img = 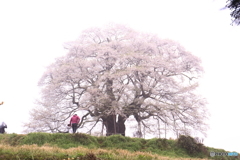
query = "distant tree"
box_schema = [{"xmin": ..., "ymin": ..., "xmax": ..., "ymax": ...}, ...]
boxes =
[
  {"xmin": 226, "ymin": 0, "xmax": 240, "ymax": 25},
  {"xmin": 23, "ymin": 101, "xmax": 90, "ymax": 133},
  {"xmin": 25, "ymin": 24, "xmax": 209, "ymax": 137},
  {"xmin": 23, "ymin": 101, "xmax": 71, "ymax": 133}
]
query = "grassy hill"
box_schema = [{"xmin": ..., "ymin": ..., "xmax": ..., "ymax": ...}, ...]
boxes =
[{"xmin": 0, "ymin": 133, "xmax": 239, "ymax": 160}]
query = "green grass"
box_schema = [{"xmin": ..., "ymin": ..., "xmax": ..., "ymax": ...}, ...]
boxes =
[{"xmin": 0, "ymin": 133, "xmax": 239, "ymax": 160}]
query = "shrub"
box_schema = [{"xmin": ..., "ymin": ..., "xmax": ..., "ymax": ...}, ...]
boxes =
[
  {"xmin": 156, "ymin": 138, "xmax": 169, "ymax": 150},
  {"xmin": 177, "ymin": 135, "xmax": 207, "ymax": 156},
  {"xmin": 81, "ymin": 152, "xmax": 99, "ymax": 160},
  {"xmin": 145, "ymin": 138, "xmax": 170, "ymax": 152}
]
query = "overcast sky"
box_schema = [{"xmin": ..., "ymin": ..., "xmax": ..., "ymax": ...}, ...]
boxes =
[{"xmin": 0, "ymin": 0, "xmax": 239, "ymax": 153}]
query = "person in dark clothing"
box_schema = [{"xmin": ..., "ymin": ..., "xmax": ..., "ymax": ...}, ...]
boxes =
[
  {"xmin": 0, "ymin": 122, "xmax": 7, "ymax": 134},
  {"xmin": 70, "ymin": 114, "xmax": 80, "ymax": 133}
]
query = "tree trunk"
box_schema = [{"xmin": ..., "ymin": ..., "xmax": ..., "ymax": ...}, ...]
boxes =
[
  {"xmin": 117, "ymin": 115, "xmax": 126, "ymax": 136},
  {"xmin": 103, "ymin": 79, "xmax": 127, "ymax": 136},
  {"xmin": 103, "ymin": 114, "xmax": 126, "ymax": 136}
]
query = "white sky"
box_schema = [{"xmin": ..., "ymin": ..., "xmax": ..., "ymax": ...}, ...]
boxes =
[{"xmin": 0, "ymin": 0, "xmax": 239, "ymax": 153}]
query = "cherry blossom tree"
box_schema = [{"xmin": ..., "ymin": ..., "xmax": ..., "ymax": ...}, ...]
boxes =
[
  {"xmin": 226, "ymin": 0, "xmax": 240, "ymax": 25},
  {"xmin": 26, "ymin": 24, "xmax": 209, "ymax": 137}
]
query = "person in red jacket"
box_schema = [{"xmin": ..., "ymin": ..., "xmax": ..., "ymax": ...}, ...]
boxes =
[{"xmin": 70, "ymin": 114, "xmax": 80, "ymax": 133}]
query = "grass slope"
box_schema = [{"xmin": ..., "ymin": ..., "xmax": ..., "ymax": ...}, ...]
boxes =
[{"xmin": 0, "ymin": 133, "xmax": 238, "ymax": 160}]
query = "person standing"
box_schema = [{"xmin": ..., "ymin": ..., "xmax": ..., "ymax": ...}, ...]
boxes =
[
  {"xmin": 0, "ymin": 122, "xmax": 7, "ymax": 134},
  {"xmin": 70, "ymin": 114, "xmax": 80, "ymax": 133}
]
